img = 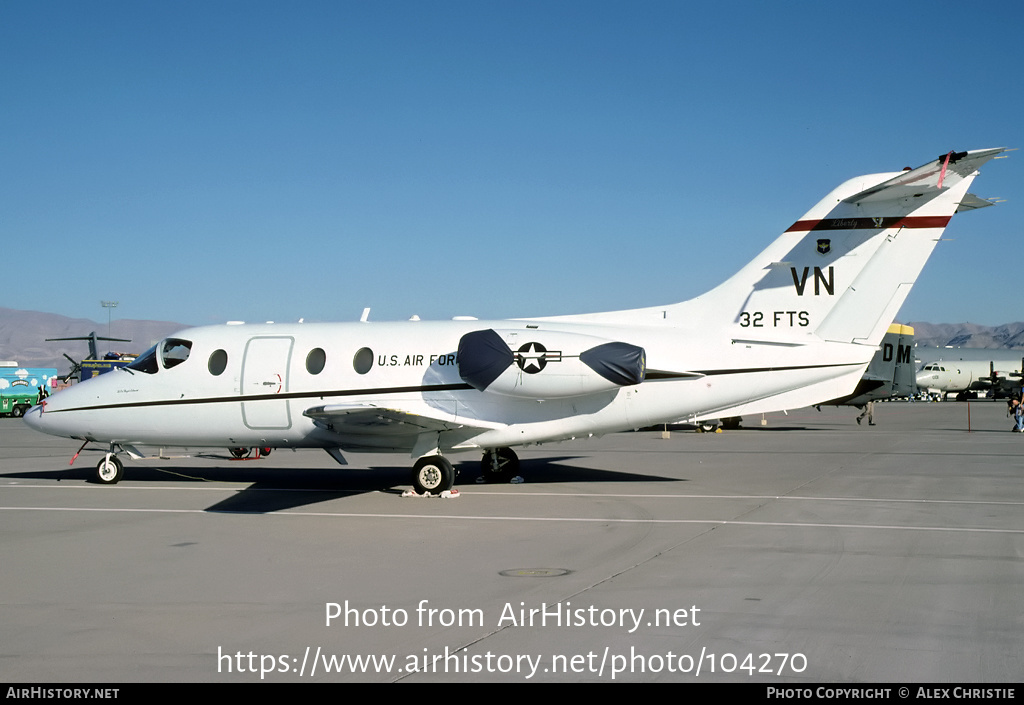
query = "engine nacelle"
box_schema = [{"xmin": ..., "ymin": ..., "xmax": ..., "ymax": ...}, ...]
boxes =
[{"xmin": 457, "ymin": 328, "xmax": 645, "ymax": 399}]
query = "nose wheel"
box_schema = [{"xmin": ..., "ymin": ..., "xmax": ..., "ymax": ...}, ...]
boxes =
[{"xmin": 95, "ymin": 454, "xmax": 124, "ymax": 484}]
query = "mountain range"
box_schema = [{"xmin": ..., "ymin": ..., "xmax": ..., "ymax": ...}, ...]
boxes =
[
  {"xmin": 3, "ymin": 307, "xmax": 1024, "ymax": 374},
  {"xmin": 903, "ymin": 321, "xmax": 1024, "ymax": 350}
]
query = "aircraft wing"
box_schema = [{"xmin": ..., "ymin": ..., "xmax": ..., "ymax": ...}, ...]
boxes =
[
  {"xmin": 986, "ymin": 371, "xmax": 1023, "ymax": 390},
  {"xmin": 845, "ymin": 148, "xmax": 1006, "ymax": 204},
  {"xmin": 303, "ymin": 403, "xmax": 499, "ymax": 456},
  {"xmin": 303, "ymin": 403, "xmax": 485, "ymax": 435}
]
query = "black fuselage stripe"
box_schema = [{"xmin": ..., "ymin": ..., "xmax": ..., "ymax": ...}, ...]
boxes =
[
  {"xmin": 46, "ymin": 362, "xmax": 863, "ymax": 414},
  {"xmin": 647, "ymin": 361, "xmax": 862, "ymax": 379},
  {"xmin": 46, "ymin": 383, "xmax": 474, "ymax": 413},
  {"xmin": 698, "ymin": 362, "xmax": 862, "ymax": 376}
]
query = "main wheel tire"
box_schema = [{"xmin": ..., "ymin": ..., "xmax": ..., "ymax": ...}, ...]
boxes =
[
  {"xmin": 480, "ymin": 447, "xmax": 519, "ymax": 483},
  {"xmin": 229, "ymin": 447, "xmax": 250, "ymax": 459},
  {"xmin": 96, "ymin": 455, "xmax": 124, "ymax": 484},
  {"xmin": 411, "ymin": 455, "xmax": 455, "ymax": 494}
]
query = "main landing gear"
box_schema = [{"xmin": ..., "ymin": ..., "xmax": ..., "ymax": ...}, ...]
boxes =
[
  {"xmin": 480, "ymin": 447, "xmax": 519, "ymax": 483},
  {"xmin": 229, "ymin": 447, "xmax": 273, "ymax": 459},
  {"xmin": 408, "ymin": 446, "xmax": 520, "ymax": 494},
  {"xmin": 411, "ymin": 455, "xmax": 456, "ymax": 495}
]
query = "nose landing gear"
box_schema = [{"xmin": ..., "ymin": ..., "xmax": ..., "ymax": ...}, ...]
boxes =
[{"xmin": 95, "ymin": 453, "xmax": 124, "ymax": 484}]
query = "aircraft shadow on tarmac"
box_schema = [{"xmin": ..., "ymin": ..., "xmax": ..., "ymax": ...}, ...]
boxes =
[
  {"xmin": 207, "ymin": 457, "xmax": 681, "ymax": 514},
  {"xmin": 660, "ymin": 423, "xmax": 822, "ymax": 433},
  {"xmin": 7, "ymin": 453, "xmax": 683, "ymax": 514}
]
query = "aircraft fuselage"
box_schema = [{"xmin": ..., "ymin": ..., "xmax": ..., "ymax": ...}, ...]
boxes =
[{"xmin": 26, "ymin": 319, "xmax": 869, "ymax": 454}]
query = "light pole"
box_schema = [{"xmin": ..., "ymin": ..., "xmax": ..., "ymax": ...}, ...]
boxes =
[{"xmin": 101, "ymin": 301, "xmax": 118, "ymax": 339}]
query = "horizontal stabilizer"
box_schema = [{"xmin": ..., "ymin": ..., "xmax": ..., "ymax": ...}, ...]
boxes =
[
  {"xmin": 956, "ymin": 193, "xmax": 1000, "ymax": 212},
  {"xmin": 844, "ymin": 148, "xmax": 1006, "ymax": 204}
]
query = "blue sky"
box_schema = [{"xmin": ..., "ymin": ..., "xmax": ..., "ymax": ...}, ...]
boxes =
[{"xmin": 3, "ymin": 1, "xmax": 1021, "ymax": 328}]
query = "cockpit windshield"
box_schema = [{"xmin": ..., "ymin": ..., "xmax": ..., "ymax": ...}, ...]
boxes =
[
  {"xmin": 123, "ymin": 338, "xmax": 193, "ymax": 374},
  {"xmin": 126, "ymin": 345, "xmax": 159, "ymax": 374}
]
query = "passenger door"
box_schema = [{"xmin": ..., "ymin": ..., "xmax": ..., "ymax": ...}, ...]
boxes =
[{"xmin": 240, "ymin": 336, "xmax": 294, "ymax": 429}]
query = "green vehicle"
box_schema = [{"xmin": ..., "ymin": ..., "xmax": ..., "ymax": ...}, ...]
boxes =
[{"xmin": 0, "ymin": 364, "xmax": 59, "ymax": 418}]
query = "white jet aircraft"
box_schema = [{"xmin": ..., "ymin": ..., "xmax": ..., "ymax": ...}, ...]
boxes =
[
  {"xmin": 25, "ymin": 148, "xmax": 1007, "ymax": 491},
  {"xmin": 916, "ymin": 350, "xmax": 1024, "ymax": 399}
]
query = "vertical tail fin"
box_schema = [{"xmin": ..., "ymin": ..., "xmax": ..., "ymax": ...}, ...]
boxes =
[
  {"xmin": 692, "ymin": 148, "xmax": 1005, "ymax": 346},
  {"xmin": 819, "ymin": 323, "xmax": 916, "ymax": 405},
  {"xmin": 888, "ymin": 324, "xmax": 917, "ymax": 397},
  {"xmin": 858, "ymin": 323, "xmax": 916, "ymax": 400},
  {"xmin": 539, "ymin": 149, "xmax": 1005, "ymax": 341}
]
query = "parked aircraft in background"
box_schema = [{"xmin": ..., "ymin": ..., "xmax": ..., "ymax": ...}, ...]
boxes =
[
  {"xmin": 916, "ymin": 348, "xmax": 1024, "ymax": 399},
  {"xmin": 45, "ymin": 332, "xmax": 133, "ymax": 382},
  {"xmin": 708, "ymin": 324, "xmax": 917, "ymax": 429},
  {"xmin": 46, "ymin": 332, "xmax": 131, "ymax": 362},
  {"xmin": 25, "ymin": 148, "xmax": 1007, "ymax": 491},
  {"xmin": 823, "ymin": 324, "xmax": 917, "ymax": 406}
]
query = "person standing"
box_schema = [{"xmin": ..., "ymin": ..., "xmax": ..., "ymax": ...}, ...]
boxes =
[{"xmin": 1010, "ymin": 395, "xmax": 1024, "ymax": 432}]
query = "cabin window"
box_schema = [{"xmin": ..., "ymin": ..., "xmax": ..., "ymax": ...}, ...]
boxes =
[
  {"xmin": 353, "ymin": 347, "xmax": 373, "ymax": 375},
  {"xmin": 306, "ymin": 348, "xmax": 326, "ymax": 375},
  {"xmin": 161, "ymin": 339, "xmax": 193, "ymax": 370},
  {"xmin": 208, "ymin": 349, "xmax": 228, "ymax": 376}
]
